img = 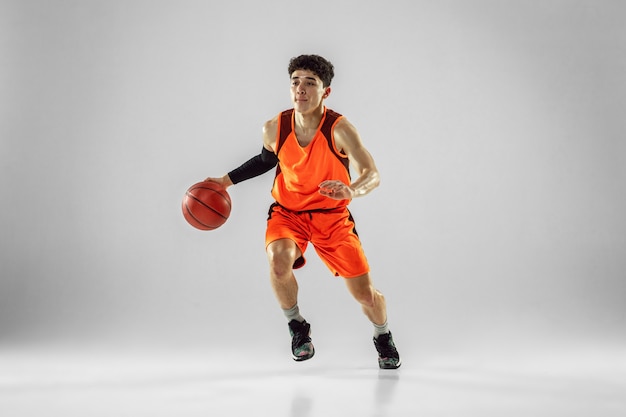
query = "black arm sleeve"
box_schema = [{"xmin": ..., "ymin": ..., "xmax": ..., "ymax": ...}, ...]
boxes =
[{"xmin": 227, "ymin": 147, "xmax": 278, "ymax": 184}]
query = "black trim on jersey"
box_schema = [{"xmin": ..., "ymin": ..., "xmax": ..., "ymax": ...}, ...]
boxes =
[
  {"xmin": 276, "ymin": 109, "xmax": 293, "ymax": 155},
  {"xmin": 319, "ymin": 109, "xmax": 350, "ymax": 177}
]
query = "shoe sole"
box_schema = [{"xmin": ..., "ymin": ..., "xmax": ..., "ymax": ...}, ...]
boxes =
[
  {"xmin": 379, "ymin": 358, "xmax": 401, "ymax": 369},
  {"xmin": 292, "ymin": 348, "xmax": 315, "ymax": 362}
]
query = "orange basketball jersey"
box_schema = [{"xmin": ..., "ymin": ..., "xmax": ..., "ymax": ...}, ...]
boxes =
[{"xmin": 271, "ymin": 108, "xmax": 351, "ymax": 212}]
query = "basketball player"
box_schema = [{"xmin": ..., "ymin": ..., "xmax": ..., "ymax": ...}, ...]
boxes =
[{"xmin": 206, "ymin": 55, "xmax": 400, "ymax": 369}]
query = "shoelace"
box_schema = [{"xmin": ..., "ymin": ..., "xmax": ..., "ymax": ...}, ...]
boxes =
[
  {"xmin": 290, "ymin": 323, "xmax": 311, "ymax": 348},
  {"xmin": 375, "ymin": 336, "xmax": 397, "ymax": 358}
]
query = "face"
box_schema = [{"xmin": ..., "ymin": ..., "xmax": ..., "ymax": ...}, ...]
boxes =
[{"xmin": 290, "ymin": 69, "xmax": 331, "ymax": 114}]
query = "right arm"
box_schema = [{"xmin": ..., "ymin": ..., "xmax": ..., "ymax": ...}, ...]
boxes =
[{"xmin": 205, "ymin": 116, "xmax": 279, "ymax": 189}]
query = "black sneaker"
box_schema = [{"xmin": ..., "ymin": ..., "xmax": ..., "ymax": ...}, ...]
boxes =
[
  {"xmin": 373, "ymin": 332, "xmax": 401, "ymax": 369},
  {"xmin": 288, "ymin": 319, "xmax": 315, "ymax": 361}
]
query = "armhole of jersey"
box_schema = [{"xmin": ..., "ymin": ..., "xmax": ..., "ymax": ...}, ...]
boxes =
[
  {"xmin": 330, "ymin": 116, "xmax": 347, "ymax": 158},
  {"xmin": 276, "ymin": 109, "xmax": 293, "ymax": 155},
  {"xmin": 320, "ymin": 109, "xmax": 350, "ymax": 174}
]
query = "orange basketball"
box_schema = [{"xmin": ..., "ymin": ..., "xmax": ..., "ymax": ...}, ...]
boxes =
[{"xmin": 182, "ymin": 181, "xmax": 231, "ymax": 230}]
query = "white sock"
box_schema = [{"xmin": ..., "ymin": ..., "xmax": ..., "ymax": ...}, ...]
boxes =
[
  {"xmin": 373, "ymin": 321, "xmax": 389, "ymax": 337},
  {"xmin": 283, "ymin": 304, "xmax": 305, "ymax": 323}
]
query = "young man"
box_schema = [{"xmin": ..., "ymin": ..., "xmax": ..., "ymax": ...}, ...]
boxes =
[{"xmin": 207, "ymin": 55, "xmax": 400, "ymax": 369}]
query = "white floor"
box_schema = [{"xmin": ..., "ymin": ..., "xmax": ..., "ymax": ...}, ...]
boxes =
[{"xmin": 1, "ymin": 344, "xmax": 624, "ymax": 417}]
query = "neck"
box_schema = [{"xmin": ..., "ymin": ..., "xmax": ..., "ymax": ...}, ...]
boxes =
[{"xmin": 294, "ymin": 105, "xmax": 325, "ymax": 131}]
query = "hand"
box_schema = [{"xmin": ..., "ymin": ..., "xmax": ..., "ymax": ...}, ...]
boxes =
[
  {"xmin": 318, "ymin": 180, "xmax": 354, "ymax": 200},
  {"xmin": 204, "ymin": 174, "xmax": 233, "ymax": 189}
]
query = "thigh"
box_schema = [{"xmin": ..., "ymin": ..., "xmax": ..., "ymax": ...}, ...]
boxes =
[{"xmin": 310, "ymin": 209, "xmax": 370, "ymax": 277}]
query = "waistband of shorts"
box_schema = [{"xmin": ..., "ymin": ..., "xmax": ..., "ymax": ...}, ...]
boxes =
[{"xmin": 270, "ymin": 202, "xmax": 346, "ymax": 215}]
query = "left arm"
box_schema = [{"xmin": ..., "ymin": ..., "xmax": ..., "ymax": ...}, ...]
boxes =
[{"xmin": 318, "ymin": 118, "xmax": 380, "ymax": 200}]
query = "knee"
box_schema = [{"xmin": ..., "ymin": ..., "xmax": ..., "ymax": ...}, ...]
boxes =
[
  {"xmin": 268, "ymin": 257, "xmax": 292, "ymax": 278},
  {"xmin": 267, "ymin": 242, "xmax": 297, "ymax": 278}
]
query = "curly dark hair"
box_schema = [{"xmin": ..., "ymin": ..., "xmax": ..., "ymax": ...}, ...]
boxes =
[{"xmin": 288, "ymin": 54, "xmax": 335, "ymax": 87}]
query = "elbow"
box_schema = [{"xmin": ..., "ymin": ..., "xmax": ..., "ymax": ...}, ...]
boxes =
[{"xmin": 371, "ymin": 170, "xmax": 381, "ymax": 189}]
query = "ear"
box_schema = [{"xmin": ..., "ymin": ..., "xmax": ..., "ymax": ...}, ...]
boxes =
[{"xmin": 323, "ymin": 87, "xmax": 332, "ymax": 99}]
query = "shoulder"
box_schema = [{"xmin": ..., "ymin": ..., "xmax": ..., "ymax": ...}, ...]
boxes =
[
  {"xmin": 264, "ymin": 109, "xmax": 296, "ymax": 150},
  {"xmin": 333, "ymin": 116, "xmax": 355, "ymax": 134},
  {"xmin": 263, "ymin": 115, "xmax": 279, "ymax": 135},
  {"xmin": 262, "ymin": 115, "xmax": 280, "ymax": 149},
  {"xmin": 263, "ymin": 109, "xmax": 294, "ymax": 135},
  {"xmin": 333, "ymin": 116, "xmax": 362, "ymax": 150}
]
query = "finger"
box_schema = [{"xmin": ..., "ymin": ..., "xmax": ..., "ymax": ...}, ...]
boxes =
[{"xmin": 319, "ymin": 180, "xmax": 342, "ymax": 189}]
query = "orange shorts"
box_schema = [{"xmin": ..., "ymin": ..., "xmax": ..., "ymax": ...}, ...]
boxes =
[{"xmin": 266, "ymin": 203, "xmax": 370, "ymax": 278}]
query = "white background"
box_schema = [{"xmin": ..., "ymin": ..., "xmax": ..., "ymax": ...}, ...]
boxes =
[{"xmin": 1, "ymin": 0, "xmax": 625, "ymax": 363}]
